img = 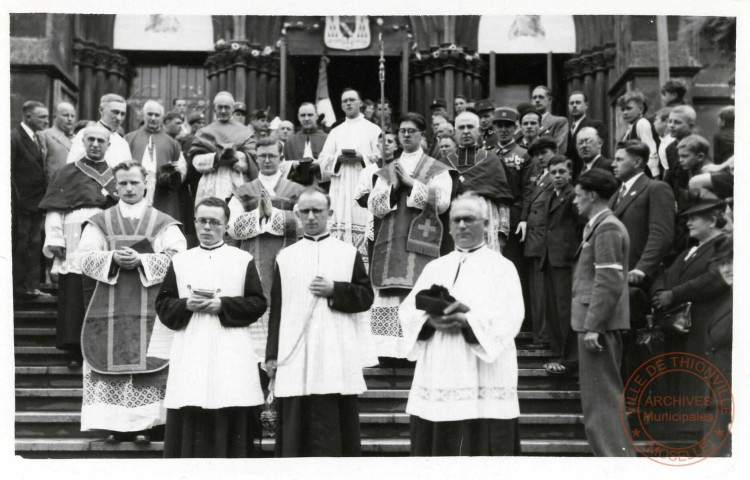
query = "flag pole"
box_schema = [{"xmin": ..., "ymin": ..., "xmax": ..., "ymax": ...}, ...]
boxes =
[{"xmin": 379, "ymin": 32, "xmax": 386, "ymax": 161}]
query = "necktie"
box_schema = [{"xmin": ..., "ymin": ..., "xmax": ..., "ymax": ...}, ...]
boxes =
[
  {"xmin": 33, "ymin": 132, "xmax": 41, "ymax": 151},
  {"xmin": 617, "ymin": 184, "xmax": 627, "ymax": 205}
]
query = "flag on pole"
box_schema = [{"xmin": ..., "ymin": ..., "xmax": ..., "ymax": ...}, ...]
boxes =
[{"xmin": 316, "ymin": 56, "xmax": 336, "ymax": 127}]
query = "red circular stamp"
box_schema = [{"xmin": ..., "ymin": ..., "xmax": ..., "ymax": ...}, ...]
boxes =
[{"xmin": 620, "ymin": 352, "xmax": 733, "ymax": 466}]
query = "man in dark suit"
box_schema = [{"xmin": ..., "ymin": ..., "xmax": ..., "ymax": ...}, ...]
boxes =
[
  {"xmin": 611, "ymin": 140, "xmax": 675, "ymax": 288},
  {"xmin": 518, "ymin": 137, "xmax": 557, "ymax": 349},
  {"xmin": 12, "ymin": 100, "xmax": 51, "ymax": 298},
  {"xmin": 540, "ymin": 157, "xmax": 585, "ymax": 375},
  {"xmin": 571, "ymin": 168, "xmax": 635, "ymax": 457},
  {"xmin": 40, "ymin": 102, "xmax": 76, "ymax": 182},
  {"xmin": 283, "ymin": 102, "xmax": 329, "ymax": 189},
  {"xmin": 531, "ymin": 86, "xmax": 569, "ymax": 154},
  {"xmin": 576, "ymin": 127, "xmax": 612, "ymax": 178},
  {"xmin": 566, "ymin": 91, "xmax": 607, "ymax": 175}
]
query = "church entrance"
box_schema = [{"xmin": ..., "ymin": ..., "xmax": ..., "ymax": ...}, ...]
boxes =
[
  {"xmin": 123, "ymin": 51, "xmax": 209, "ymax": 132},
  {"xmin": 290, "ymin": 55, "xmax": 402, "ymax": 122}
]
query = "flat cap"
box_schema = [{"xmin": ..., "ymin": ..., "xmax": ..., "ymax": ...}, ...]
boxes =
[
  {"xmin": 492, "ymin": 107, "xmax": 518, "ymax": 124},
  {"xmin": 474, "ymin": 98, "xmax": 495, "ymax": 114},
  {"xmin": 233, "ymin": 102, "xmax": 247, "ymax": 113},
  {"xmin": 527, "ymin": 136, "xmax": 558, "ymax": 154},
  {"xmin": 429, "ymin": 98, "xmax": 447, "ymax": 109}
]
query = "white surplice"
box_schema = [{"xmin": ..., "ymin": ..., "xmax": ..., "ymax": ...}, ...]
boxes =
[
  {"xmin": 165, "ymin": 245, "xmax": 265, "ymax": 409},
  {"xmin": 318, "ymin": 114, "xmax": 382, "ymax": 262},
  {"xmin": 76, "ymin": 200, "xmax": 187, "ymax": 431},
  {"xmin": 399, "ymin": 246, "xmax": 525, "ymax": 421},
  {"xmin": 273, "ymin": 236, "xmax": 378, "ymax": 397}
]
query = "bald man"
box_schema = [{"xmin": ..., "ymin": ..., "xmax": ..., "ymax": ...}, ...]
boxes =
[
  {"xmin": 40, "ymin": 125, "xmax": 119, "ymax": 367},
  {"xmin": 40, "ymin": 102, "xmax": 76, "ymax": 181},
  {"xmin": 125, "ymin": 100, "xmax": 187, "ymax": 220},
  {"xmin": 188, "ymin": 91, "xmax": 257, "ymax": 205},
  {"xmin": 67, "ymin": 93, "xmax": 132, "ymax": 167}
]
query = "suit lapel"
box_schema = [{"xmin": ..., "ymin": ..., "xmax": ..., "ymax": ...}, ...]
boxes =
[
  {"xmin": 575, "ymin": 209, "xmax": 611, "ymax": 258},
  {"xmin": 614, "ymin": 174, "xmax": 648, "ymax": 215},
  {"xmin": 49, "ymin": 128, "xmax": 72, "ymax": 150},
  {"xmin": 18, "ymin": 125, "xmax": 46, "ymax": 169},
  {"xmin": 549, "ymin": 183, "xmax": 572, "ymax": 214},
  {"xmin": 681, "ymin": 235, "xmax": 723, "ymax": 274}
]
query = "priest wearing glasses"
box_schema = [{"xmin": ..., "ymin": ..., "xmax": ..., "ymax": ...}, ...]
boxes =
[
  {"xmin": 399, "ymin": 192, "xmax": 525, "ymax": 456},
  {"xmin": 156, "ymin": 197, "xmax": 268, "ymax": 457}
]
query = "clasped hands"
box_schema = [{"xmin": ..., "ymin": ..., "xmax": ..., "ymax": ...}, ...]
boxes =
[
  {"xmin": 309, "ymin": 275, "xmax": 335, "ymax": 298},
  {"xmin": 258, "ymin": 190, "xmax": 274, "ymax": 221},
  {"xmin": 427, "ymin": 301, "xmax": 469, "ymax": 333},
  {"xmin": 393, "ymin": 162, "xmax": 415, "ymax": 189},
  {"xmin": 186, "ymin": 294, "xmax": 222, "ymax": 315},
  {"xmin": 113, "ymin": 247, "xmax": 141, "ymax": 270}
]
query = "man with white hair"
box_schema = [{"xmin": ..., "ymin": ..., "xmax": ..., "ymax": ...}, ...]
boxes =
[
  {"xmin": 188, "ymin": 91, "xmax": 257, "ymax": 205},
  {"xmin": 440, "ymin": 112, "xmax": 513, "ymax": 253},
  {"xmin": 399, "ymin": 192, "xmax": 525, "ymax": 455},
  {"xmin": 40, "ymin": 124, "xmax": 119, "ymax": 367},
  {"xmin": 125, "ymin": 100, "xmax": 187, "ymax": 220},
  {"xmin": 66, "ymin": 93, "xmax": 132, "ymax": 166},
  {"xmin": 40, "ymin": 101, "xmax": 76, "ymax": 181}
]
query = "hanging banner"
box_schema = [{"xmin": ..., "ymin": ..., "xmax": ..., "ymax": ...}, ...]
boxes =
[{"xmin": 324, "ymin": 16, "xmax": 371, "ymax": 51}]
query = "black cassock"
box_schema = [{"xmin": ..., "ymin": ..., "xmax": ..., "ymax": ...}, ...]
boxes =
[
  {"xmin": 155, "ymin": 258, "xmax": 267, "ymax": 458},
  {"xmin": 266, "ymin": 243, "xmax": 374, "ymax": 457}
]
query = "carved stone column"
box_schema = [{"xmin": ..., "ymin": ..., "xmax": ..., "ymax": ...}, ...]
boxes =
[{"xmin": 564, "ymin": 57, "xmax": 583, "ymax": 95}]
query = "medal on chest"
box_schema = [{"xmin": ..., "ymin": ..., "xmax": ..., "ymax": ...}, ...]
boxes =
[
  {"xmin": 101, "ymin": 187, "xmax": 109, "ymax": 198},
  {"xmin": 459, "ymin": 175, "xmax": 465, "ymax": 183}
]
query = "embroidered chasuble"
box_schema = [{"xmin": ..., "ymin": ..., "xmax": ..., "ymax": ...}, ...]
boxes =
[
  {"xmin": 366, "ymin": 151, "xmax": 455, "ymax": 358},
  {"xmin": 442, "ymin": 147, "xmax": 513, "ymax": 253},
  {"xmin": 77, "ymin": 201, "xmax": 186, "ymax": 432},
  {"xmin": 227, "ymin": 173, "xmax": 305, "ymax": 361},
  {"xmin": 318, "ymin": 114, "xmax": 382, "ymax": 264},
  {"xmin": 188, "ymin": 119, "xmax": 257, "ymax": 204},
  {"xmin": 399, "ymin": 246, "xmax": 524, "ymax": 455},
  {"xmin": 126, "ymin": 127, "xmax": 187, "ymax": 220}
]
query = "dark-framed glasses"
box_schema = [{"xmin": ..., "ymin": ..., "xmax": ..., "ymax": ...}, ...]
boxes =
[
  {"xmin": 195, "ymin": 218, "xmax": 224, "ymax": 228},
  {"xmin": 450, "ymin": 216, "xmax": 479, "ymax": 226}
]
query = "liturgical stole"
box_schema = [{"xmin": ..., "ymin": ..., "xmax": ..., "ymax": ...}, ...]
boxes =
[
  {"xmin": 370, "ymin": 155, "xmax": 450, "ymax": 291},
  {"xmin": 82, "ymin": 206, "xmax": 177, "ymax": 374}
]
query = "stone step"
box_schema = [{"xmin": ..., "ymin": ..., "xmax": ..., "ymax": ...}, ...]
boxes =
[
  {"xmin": 16, "ymin": 386, "xmax": 582, "ymax": 414},
  {"xmin": 14, "ymin": 310, "xmax": 57, "ymax": 328},
  {"xmin": 15, "ymin": 437, "xmax": 602, "ymax": 458},
  {"xmin": 14, "ymin": 411, "xmax": 586, "ymax": 441},
  {"xmin": 14, "ymin": 327, "xmax": 57, "ymax": 346},
  {"xmin": 15, "ymin": 366, "xmax": 578, "ymax": 391},
  {"xmin": 15, "ymin": 346, "xmax": 78, "ymax": 366}
]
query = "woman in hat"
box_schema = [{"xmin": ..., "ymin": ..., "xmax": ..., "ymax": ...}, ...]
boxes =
[{"xmin": 651, "ymin": 192, "xmax": 732, "ymax": 403}]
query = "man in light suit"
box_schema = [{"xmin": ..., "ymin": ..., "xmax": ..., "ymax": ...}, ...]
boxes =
[
  {"xmin": 610, "ymin": 140, "xmax": 675, "ymax": 289},
  {"xmin": 40, "ymin": 102, "xmax": 76, "ymax": 182},
  {"xmin": 11, "ymin": 100, "xmax": 51, "ymax": 298},
  {"xmin": 531, "ymin": 86, "xmax": 569, "ymax": 154},
  {"xmin": 566, "ymin": 92, "xmax": 607, "ymax": 176},
  {"xmin": 571, "ymin": 168, "xmax": 635, "ymax": 457}
]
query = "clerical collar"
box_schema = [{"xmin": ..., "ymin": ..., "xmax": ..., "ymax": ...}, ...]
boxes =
[
  {"xmin": 344, "ymin": 114, "xmax": 364, "ymax": 124},
  {"xmin": 456, "ymin": 242, "xmax": 485, "ymax": 254},
  {"xmin": 303, "ymin": 233, "xmax": 330, "ymax": 242},
  {"xmin": 117, "ymin": 199, "xmax": 148, "ymax": 219},
  {"xmin": 199, "ymin": 241, "xmax": 225, "ymax": 251},
  {"xmin": 98, "ymin": 120, "xmax": 114, "ymax": 132}
]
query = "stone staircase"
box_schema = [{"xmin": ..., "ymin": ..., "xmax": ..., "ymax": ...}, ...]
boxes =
[{"xmin": 15, "ymin": 285, "xmax": 592, "ymax": 458}]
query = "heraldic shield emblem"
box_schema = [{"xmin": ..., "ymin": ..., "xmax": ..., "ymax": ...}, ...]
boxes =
[{"xmin": 325, "ymin": 16, "xmax": 371, "ymax": 51}]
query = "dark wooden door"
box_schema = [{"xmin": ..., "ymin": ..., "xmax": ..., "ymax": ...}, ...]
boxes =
[{"xmin": 127, "ymin": 64, "xmax": 209, "ymax": 132}]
